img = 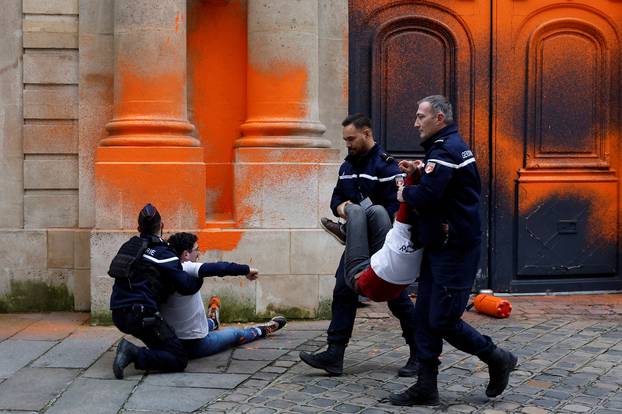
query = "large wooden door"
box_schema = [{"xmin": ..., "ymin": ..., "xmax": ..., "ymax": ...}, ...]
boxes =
[
  {"xmin": 492, "ymin": 0, "xmax": 622, "ymax": 292},
  {"xmin": 349, "ymin": 1, "xmax": 622, "ymax": 292},
  {"xmin": 349, "ymin": 0, "xmax": 491, "ymax": 288}
]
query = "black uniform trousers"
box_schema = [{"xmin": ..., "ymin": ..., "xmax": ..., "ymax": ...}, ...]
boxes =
[
  {"xmin": 112, "ymin": 306, "xmax": 188, "ymax": 373},
  {"xmin": 414, "ymin": 243, "xmax": 495, "ymax": 363}
]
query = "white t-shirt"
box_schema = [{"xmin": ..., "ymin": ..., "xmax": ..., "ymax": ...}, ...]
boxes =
[
  {"xmin": 370, "ymin": 221, "xmax": 423, "ymax": 285},
  {"xmin": 159, "ymin": 262, "xmax": 209, "ymax": 339}
]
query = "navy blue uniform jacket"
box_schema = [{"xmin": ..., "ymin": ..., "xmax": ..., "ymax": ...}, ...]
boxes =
[
  {"xmin": 402, "ymin": 124, "xmax": 481, "ymax": 248},
  {"xmin": 330, "ymin": 144, "xmax": 401, "ymax": 218},
  {"xmin": 110, "ymin": 235, "xmax": 204, "ymax": 311}
]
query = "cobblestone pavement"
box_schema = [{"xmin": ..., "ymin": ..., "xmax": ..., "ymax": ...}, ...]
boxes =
[{"xmin": 0, "ymin": 294, "xmax": 620, "ymax": 413}]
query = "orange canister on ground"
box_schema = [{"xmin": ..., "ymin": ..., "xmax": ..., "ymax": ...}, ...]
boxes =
[{"xmin": 473, "ymin": 293, "xmax": 512, "ymax": 318}]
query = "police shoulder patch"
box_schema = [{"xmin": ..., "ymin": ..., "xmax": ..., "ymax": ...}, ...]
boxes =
[{"xmin": 424, "ymin": 162, "xmax": 436, "ymax": 174}]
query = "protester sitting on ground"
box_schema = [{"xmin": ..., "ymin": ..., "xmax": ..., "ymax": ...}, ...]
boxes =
[
  {"xmin": 161, "ymin": 232, "xmax": 286, "ymax": 359},
  {"xmin": 343, "ymin": 170, "xmax": 424, "ymax": 302}
]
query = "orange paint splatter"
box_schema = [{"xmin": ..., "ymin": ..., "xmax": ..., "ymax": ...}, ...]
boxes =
[
  {"xmin": 246, "ymin": 63, "xmax": 309, "ymax": 121},
  {"xmin": 95, "ymin": 147, "xmax": 206, "ymax": 229},
  {"xmin": 187, "ymin": 0, "xmax": 247, "ymax": 220},
  {"xmin": 175, "ymin": 13, "xmax": 179, "ymax": 33},
  {"xmin": 518, "ymin": 175, "xmax": 617, "ymax": 242},
  {"xmin": 116, "ymin": 68, "xmax": 185, "ymax": 120},
  {"xmin": 196, "ymin": 229, "xmax": 244, "ymax": 251}
]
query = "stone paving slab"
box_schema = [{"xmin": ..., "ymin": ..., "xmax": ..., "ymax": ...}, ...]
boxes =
[
  {"xmin": 0, "ymin": 314, "xmax": 42, "ymax": 341},
  {"xmin": 45, "ymin": 377, "xmax": 138, "ymax": 414},
  {"xmin": 0, "ymin": 367, "xmax": 79, "ymax": 411},
  {"xmin": 0, "ymin": 339, "xmax": 57, "ymax": 378},
  {"xmin": 125, "ymin": 384, "xmax": 224, "ymax": 412},
  {"xmin": 0, "ymin": 296, "xmax": 621, "ymax": 413},
  {"xmin": 32, "ymin": 326, "xmax": 121, "ymax": 368},
  {"xmin": 82, "ymin": 350, "xmax": 142, "ymax": 381},
  {"xmin": 12, "ymin": 312, "xmax": 90, "ymax": 341},
  {"xmin": 143, "ymin": 372, "xmax": 250, "ymax": 389}
]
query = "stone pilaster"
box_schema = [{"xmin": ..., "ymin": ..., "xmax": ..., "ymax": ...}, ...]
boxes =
[
  {"xmin": 237, "ymin": 0, "xmax": 329, "ymax": 148},
  {"xmin": 94, "ymin": 0, "xmax": 205, "ymax": 230},
  {"xmin": 101, "ymin": 0, "xmax": 197, "ymax": 146}
]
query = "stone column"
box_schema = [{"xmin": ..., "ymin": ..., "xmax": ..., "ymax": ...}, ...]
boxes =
[
  {"xmin": 101, "ymin": 0, "xmax": 198, "ymax": 146},
  {"xmin": 232, "ymin": 0, "xmax": 339, "ymax": 231},
  {"xmin": 236, "ymin": 0, "xmax": 329, "ymax": 148},
  {"xmin": 94, "ymin": 0, "xmax": 205, "ymax": 231}
]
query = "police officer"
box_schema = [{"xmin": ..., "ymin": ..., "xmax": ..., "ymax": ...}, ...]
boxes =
[
  {"xmin": 109, "ymin": 203, "xmax": 205, "ymax": 379},
  {"xmin": 389, "ymin": 96, "xmax": 517, "ymax": 406},
  {"xmin": 299, "ymin": 113, "xmax": 419, "ymax": 377}
]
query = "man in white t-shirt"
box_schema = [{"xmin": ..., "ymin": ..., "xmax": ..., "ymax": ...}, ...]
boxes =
[{"xmin": 160, "ymin": 232, "xmax": 286, "ymax": 359}]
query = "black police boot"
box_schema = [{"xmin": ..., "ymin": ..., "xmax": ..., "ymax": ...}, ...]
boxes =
[
  {"xmin": 480, "ymin": 346, "xmax": 518, "ymax": 397},
  {"xmin": 113, "ymin": 338, "xmax": 139, "ymax": 379},
  {"xmin": 299, "ymin": 343, "xmax": 346, "ymax": 376},
  {"xmin": 398, "ymin": 342, "xmax": 419, "ymax": 377},
  {"xmin": 389, "ymin": 361, "xmax": 440, "ymax": 406}
]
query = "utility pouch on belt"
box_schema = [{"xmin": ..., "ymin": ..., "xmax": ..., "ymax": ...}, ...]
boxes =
[
  {"xmin": 145, "ymin": 313, "xmax": 175, "ymax": 340},
  {"xmin": 108, "ymin": 236, "xmax": 148, "ymax": 279}
]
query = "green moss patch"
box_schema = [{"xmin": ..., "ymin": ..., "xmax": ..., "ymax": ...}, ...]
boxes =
[
  {"xmin": 0, "ymin": 280, "xmax": 73, "ymax": 313},
  {"xmin": 90, "ymin": 311, "xmax": 113, "ymax": 326}
]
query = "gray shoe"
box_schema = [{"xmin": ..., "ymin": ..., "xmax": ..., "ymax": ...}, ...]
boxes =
[{"xmin": 320, "ymin": 217, "xmax": 346, "ymax": 245}]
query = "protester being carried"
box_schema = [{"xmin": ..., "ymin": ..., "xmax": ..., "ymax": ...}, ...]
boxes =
[
  {"xmin": 161, "ymin": 232, "xmax": 286, "ymax": 359},
  {"xmin": 343, "ymin": 170, "xmax": 424, "ymax": 302}
]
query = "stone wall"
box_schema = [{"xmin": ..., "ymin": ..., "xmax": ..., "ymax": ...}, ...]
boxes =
[
  {"xmin": 0, "ymin": 0, "xmax": 349, "ymax": 318},
  {"xmin": 0, "ymin": 0, "xmax": 90, "ymax": 312}
]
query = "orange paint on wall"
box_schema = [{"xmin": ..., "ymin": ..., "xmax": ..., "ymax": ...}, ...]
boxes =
[
  {"xmin": 518, "ymin": 180, "xmax": 617, "ymax": 242},
  {"xmin": 187, "ymin": 0, "xmax": 247, "ymax": 220},
  {"xmin": 195, "ymin": 229, "xmax": 245, "ymax": 252},
  {"xmin": 116, "ymin": 68, "xmax": 185, "ymax": 119},
  {"xmin": 246, "ymin": 63, "xmax": 309, "ymax": 121}
]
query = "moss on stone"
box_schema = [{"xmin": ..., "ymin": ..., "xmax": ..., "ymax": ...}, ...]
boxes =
[
  {"xmin": 205, "ymin": 290, "xmax": 256, "ymax": 323},
  {"xmin": 316, "ymin": 298, "xmax": 332, "ymax": 320},
  {"xmin": 0, "ymin": 280, "xmax": 73, "ymax": 313},
  {"xmin": 90, "ymin": 311, "xmax": 113, "ymax": 326},
  {"xmin": 257, "ymin": 304, "xmax": 315, "ymax": 320}
]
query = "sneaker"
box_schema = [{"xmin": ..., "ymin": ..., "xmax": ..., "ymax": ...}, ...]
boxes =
[
  {"xmin": 320, "ymin": 217, "xmax": 346, "ymax": 245},
  {"xmin": 258, "ymin": 315, "xmax": 287, "ymax": 337},
  {"xmin": 207, "ymin": 296, "xmax": 221, "ymax": 330}
]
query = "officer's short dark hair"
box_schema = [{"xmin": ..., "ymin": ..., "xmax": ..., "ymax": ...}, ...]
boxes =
[
  {"xmin": 418, "ymin": 95, "xmax": 454, "ymax": 123},
  {"xmin": 342, "ymin": 113, "xmax": 372, "ymax": 130},
  {"xmin": 138, "ymin": 203, "xmax": 161, "ymax": 235},
  {"xmin": 168, "ymin": 232, "xmax": 198, "ymax": 257}
]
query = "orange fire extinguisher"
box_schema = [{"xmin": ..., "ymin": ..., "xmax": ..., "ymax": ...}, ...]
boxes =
[{"xmin": 470, "ymin": 292, "xmax": 512, "ymax": 318}]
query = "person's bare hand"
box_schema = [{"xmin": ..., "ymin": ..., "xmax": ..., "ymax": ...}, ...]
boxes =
[
  {"xmin": 246, "ymin": 268, "xmax": 259, "ymax": 281},
  {"xmin": 397, "ymin": 186, "xmax": 404, "ymax": 202},
  {"xmin": 336, "ymin": 201, "xmax": 351, "ymax": 219},
  {"xmin": 398, "ymin": 159, "xmax": 415, "ymax": 174}
]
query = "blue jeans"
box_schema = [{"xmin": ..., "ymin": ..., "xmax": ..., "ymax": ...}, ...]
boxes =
[{"xmin": 181, "ymin": 327, "xmax": 262, "ymax": 359}]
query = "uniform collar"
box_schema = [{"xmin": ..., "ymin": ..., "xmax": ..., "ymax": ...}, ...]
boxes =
[
  {"xmin": 345, "ymin": 143, "xmax": 380, "ymax": 164},
  {"xmin": 420, "ymin": 123, "xmax": 457, "ymax": 151},
  {"xmin": 140, "ymin": 233, "xmax": 163, "ymax": 244}
]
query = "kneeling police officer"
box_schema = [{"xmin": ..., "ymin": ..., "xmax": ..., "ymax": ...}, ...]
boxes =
[{"xmin": 109, "ymin": 203, "xmax": 205, "ymax": 379}]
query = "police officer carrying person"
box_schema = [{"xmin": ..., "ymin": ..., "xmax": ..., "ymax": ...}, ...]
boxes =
[
  {"xmin": 389, "ymin": 95, "xmax": 517, "ymax": 406},
  {"xmin": 300, "ymin": 113, "xmax": 419, "ymax": 377},
  {"xmin": 108, "ymin": 203, "xmax": 207, "ymax": 379}
]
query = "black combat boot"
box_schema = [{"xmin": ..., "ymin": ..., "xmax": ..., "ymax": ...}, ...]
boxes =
[
  {"xmin": 389, "ymin": 361, "xmax": 440, "ymax": 406},
  {"xmin": 113, "ymin": 338, "xmax": 139, "ymax": 379},
  {"xmin": 299, "ymin": 343, "xmax": 346, "ymax": 376},
  {"xmin": 398, "ymin": 342, "xmax": 419, "ymax": 377},
  {"xmin": 480, "ymin": 346, "xmax": 518, "ymax": 397}
]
